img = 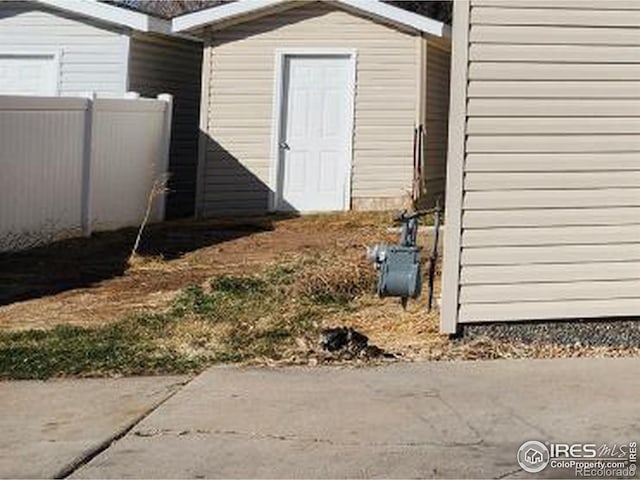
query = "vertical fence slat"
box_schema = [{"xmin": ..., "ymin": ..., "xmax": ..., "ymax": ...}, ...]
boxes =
[
  {"xmin": 157, "ymin": 93, "xmax": 174, "ymax": 222},
  {"xmin": 0, "ymin": 93, "xmax": 171, "ymax": 251},
  {"xmin": 81, "ymin": 92, "xmax": 96, "ymax": 237}
]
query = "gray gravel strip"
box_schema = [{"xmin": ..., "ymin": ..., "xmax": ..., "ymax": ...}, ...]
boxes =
[{"xmin": 461, "ymin": 318, "xmax": 640, "ymax": 347}]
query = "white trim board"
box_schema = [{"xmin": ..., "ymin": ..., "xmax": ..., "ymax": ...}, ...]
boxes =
[
  {"xmin": 172, "ymin": 0, "xmax": 450, "ymax": 38},
  {"xmin": 174, "ymin": 0, "xmax": 281, "ymax": 34},
  {"xmin": 195, "ymin": 36, "xmax": 213, "ymax": 218},
  {"xmin": 440, "ymin": 0, "xmax": 470, "ymax": 335},
  {"xmin": 269, "ymin": 49, "xmax": 357, "ymax": 212}
]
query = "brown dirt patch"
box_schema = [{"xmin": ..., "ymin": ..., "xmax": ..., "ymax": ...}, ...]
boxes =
[{"xmin": 0, "ymin": 212, "xmax": 401, "ymax": 332}]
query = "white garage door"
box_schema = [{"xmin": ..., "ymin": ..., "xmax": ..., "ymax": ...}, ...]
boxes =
[
  {"xmin": 277, "ymin": 55, "xmax": 354, "ymax": 212},
  {"xmin": 0, "ymin": 53, "xmax": 58, "ymax": 96}
]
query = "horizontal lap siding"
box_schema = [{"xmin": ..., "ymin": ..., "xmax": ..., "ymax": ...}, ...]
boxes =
[
  {"xmin": 423, "ymin": 40, "xmax": 451, "ymax": 204},
  {"xmin": 201, "ymin": 3, "xmax": 417, "ymax": 215},
  {"xmin": 0, "ymin": 2, "xmax": 128, "ymax": 97},
  {"xmin": 129, "ymin": 34, "xmax": 202, "ymax": 218},
  {"xmin": 460, "ymin": 1, "xmax": 640, "ymax": 323}
]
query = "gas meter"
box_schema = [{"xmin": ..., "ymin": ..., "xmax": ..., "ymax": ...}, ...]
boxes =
[{"xmin": 367, "ymin": 203, "xmax": 442, "ymax": 310}]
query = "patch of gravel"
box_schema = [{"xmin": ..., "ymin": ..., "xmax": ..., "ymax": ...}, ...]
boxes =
[{"xmin": 460, "ymin": 319, "xmax": 640, "ymax": 348}]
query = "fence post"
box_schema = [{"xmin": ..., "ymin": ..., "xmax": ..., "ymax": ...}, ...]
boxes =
[
  {"xmin": 157, "ymin": 93, "xmax": 173, "ymax": 221},
  {"xmin": 81, "ymin": 92, "xmax": 96, "ymax": 237}
]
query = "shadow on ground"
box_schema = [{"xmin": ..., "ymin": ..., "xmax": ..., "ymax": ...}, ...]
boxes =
[
  {"xmin": 0, "ymin": 215, "xmax": 299, "ymax": 306},
  {"xmin": 0, "ymin": 126, "xmax": 303, "ymax": 306},
  {"xmin": 0, "ymin": 118, "xmax": 315, "ymax": 308}
]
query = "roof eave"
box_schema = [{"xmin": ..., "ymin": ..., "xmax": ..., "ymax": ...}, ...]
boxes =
[
  {"xmin": 172, "ymin": 0, "xmax": 450, "ymax": 39},
  {"xmin": 172, "ymin": 0, "xmax": 284, "ymax": 33},
  {"xmin": 38, "ymin": 0, "xmax": 173, "ymax": 34},
  {"xmin": 339, "ymin": 0, "xmax": 450, "ymax": 38}
]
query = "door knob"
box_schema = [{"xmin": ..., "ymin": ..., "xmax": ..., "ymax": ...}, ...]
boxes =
[{"xmin": 279, "ymin": 141, "xmax": 290, "ymax": 150}]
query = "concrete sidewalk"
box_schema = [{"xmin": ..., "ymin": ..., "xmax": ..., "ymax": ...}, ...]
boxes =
[
  {"xmin": 0, "ymin": 376, "xmax": 187, "ymax": 479},
  {"xmin": 71, "ymin": 358, "xmax": 640, "ymax": 479}
]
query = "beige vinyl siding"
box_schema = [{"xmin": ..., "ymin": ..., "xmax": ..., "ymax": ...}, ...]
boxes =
[
  {"xmin": 200, "ymin": 2, "xmax": 419, "ymax": 215},
  {"xmin": 453, "ymin": 0, "xmax": 640, "ymax": 324},
  {"xmin": 0, "ymin": 2, "xmax": 128, "ymax": 97},
  {"xmin": 422, "ymin": 39, "xmax": 450, "ymax": 204},
  {"xmin": 472, "ymin": 0, "xmax": 640, "ymax": 8},
  {"xmin": 129, "ymin": 33, "xmax": 202, "ymax": 218}
]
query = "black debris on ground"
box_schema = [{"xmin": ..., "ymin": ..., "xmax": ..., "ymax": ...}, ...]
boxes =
[
  {"xmin": 320, "ymin": 327, "xmax": 394, "ymax": 360},
  {"xmin": 460, "ymin": 319, "xmax": 640, "ymax": 348}
]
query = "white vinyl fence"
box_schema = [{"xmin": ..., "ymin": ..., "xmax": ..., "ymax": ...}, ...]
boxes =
[{"xmin": 0, "ymin": 93, "xmax": 172, "ymax": 251}]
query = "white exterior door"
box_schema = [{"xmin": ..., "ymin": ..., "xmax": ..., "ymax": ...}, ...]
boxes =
[
  {"xmin": 0, "ymin": 54, "xmax": 58, "ymax": 96},
  {"xmin": 278, "ymin": 55, "xmax": 353, "ymax": 212}
]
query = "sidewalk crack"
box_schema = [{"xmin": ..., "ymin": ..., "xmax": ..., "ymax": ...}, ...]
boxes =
[
  {"xmin": 494, "ymin": 467, "xmax": 523, "ymax": 479},
  {"xmin": 54, "ymin": 379, "xmax": 190, "ymax": 479}
]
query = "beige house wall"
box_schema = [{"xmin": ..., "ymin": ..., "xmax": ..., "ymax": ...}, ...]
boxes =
[
  {"xmin": 423, "ymin": 37, "xmax": 451, "ymax": 205},
  {"xmin": 441, "ymin": 0, "xmax": 640, "ymax": 332},
  {"xmin": 197, "ymin": 2, "xmax": 449, "ymax": 215}
]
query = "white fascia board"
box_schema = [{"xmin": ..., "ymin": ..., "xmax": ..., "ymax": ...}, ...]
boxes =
[
  {"xmin": 172, "ymin": 0, "xmax": 450, "ymax": 38},
  {"xmin": 339, "ymin": 0, "xmax": 450, "ymax": 38},
  {"xmin": 38, "ymin": 0, "xmax": 172, "ymax": 34},
  {"xmin": 172, "ymin": 0, "xmax": 281, "ymax": 33}
]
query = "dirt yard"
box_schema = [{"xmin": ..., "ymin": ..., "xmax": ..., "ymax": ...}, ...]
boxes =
[
  {"xmin": 0, "ymin": 213, "xmax": 442, "ymax": 353},
  {"xmin": 1, "ymin": 212, "xmax": 639, "ymax": 380}
]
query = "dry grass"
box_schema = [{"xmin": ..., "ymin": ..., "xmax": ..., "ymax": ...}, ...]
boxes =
[
  {"xmin": 1, "ymin": 212, "xmax": 639, "ymax": 379},
  {"xmin": 293, "ymin": 254, "xmax": 376, "ymax": 305},
  {"xmin": 0, "ymin": 254, "xmax": 381, "ymax": 379}
]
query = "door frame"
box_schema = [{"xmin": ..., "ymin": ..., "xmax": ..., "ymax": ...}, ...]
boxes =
[
  {"xmin": 0, "ymin": 50, "xmax": 61, "ymax": 96},
  {"xmin": 268, "ymin": 48, "xmax": 357, "ymax": 212}
]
